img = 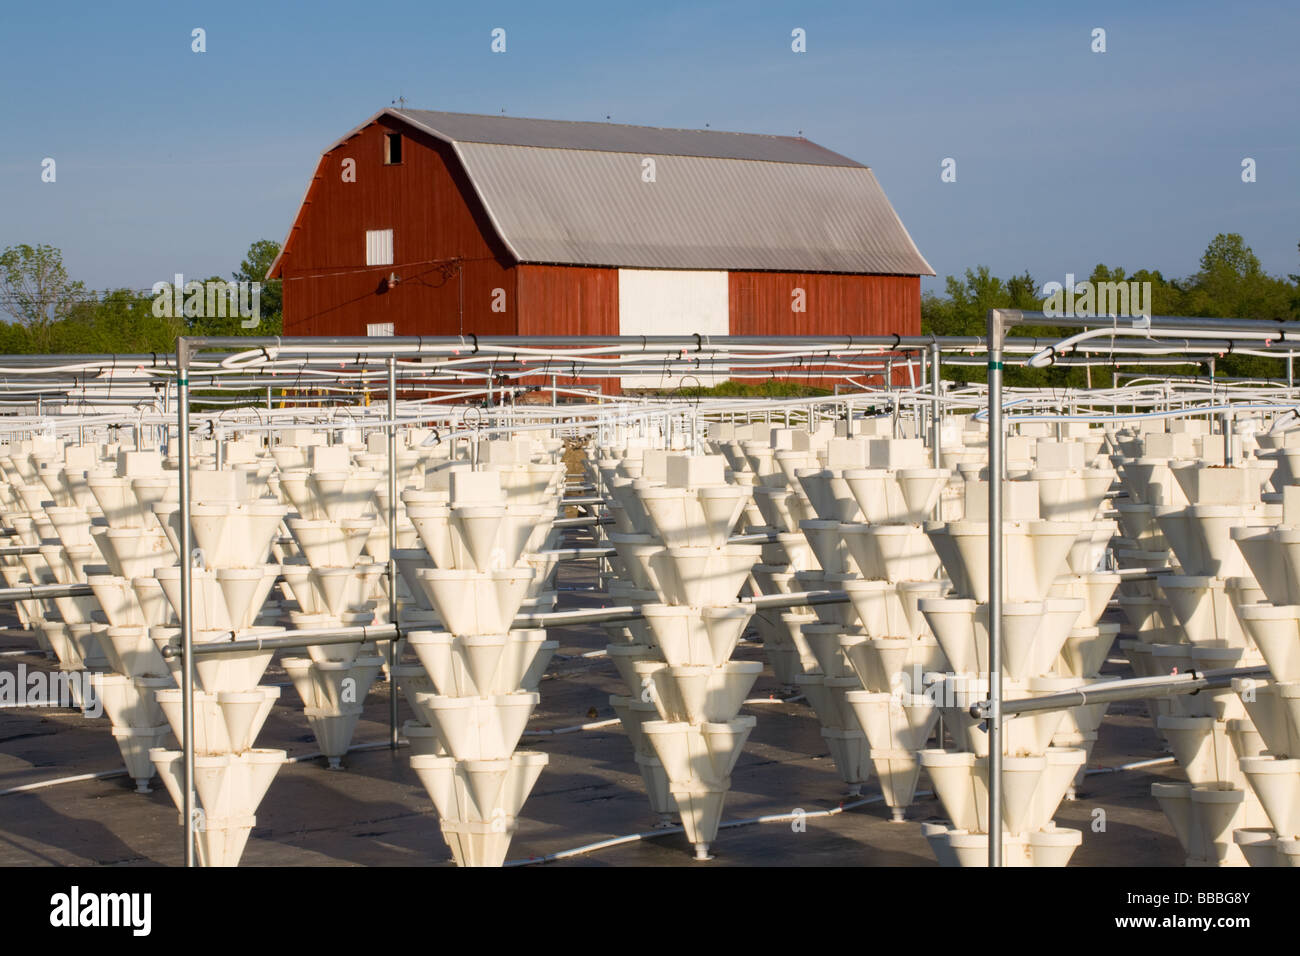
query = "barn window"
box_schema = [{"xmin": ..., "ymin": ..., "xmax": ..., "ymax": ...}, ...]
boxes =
[
  {"xmin": 384, "ymin": 132, "xmax": 403, "ymax": 164},
  {"xmin": 367, "ymin": 322, "xmax": 394, "ymax": 337},
  {"xmin": 365, "ymin": 229, "xmax": 394, "ymax": 266}
]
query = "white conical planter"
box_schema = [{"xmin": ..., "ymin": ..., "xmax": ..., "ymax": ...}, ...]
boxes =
[
  {"xmin": 417, "ymin": 567, "xmax": 534, "ymax": 635},
  {"xmin": 286, "ymin": 517, "xmax": 373, "ymax": 568},
  {"xmin": 111, "ymin": 725, "xmax": 173, "ymax": 792},
  {"xmin": 920, "ymin": 749, "xmax": 984, "ymax": 833},
  {"xmin": 640, "ymin": 603, "xmax": 754, "ymax": 668},
  {"xmin": 1238, "ymin": 605, "xmax": 1300, "ymax": 681},
  {"xmin": 942, "ymin": 520, "xmax": 1080, "ymax": 603},
  {"xmin": 661, "ymin": 546, "xmax": 760, "ymax": 608},
  {"xmin": 1158, "ymin": 716, "xmax": 1240, "ymax": 786},
  {"xmin": 846, "ymin": 691, "xmax": 937, "ymax": 752},
  {"xmin": 1239, "ymin": 756, "xmax": 1300, "ymax": 837},
  {"xmin": 156, "ymin": 686, "xmax": 279, "ymax": 755},
  {"xmin": 640, "ymin": 662, "xmax": 762, "ymax": 724}
]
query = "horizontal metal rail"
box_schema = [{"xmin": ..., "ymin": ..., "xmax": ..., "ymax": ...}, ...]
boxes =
[
  {"xmin": 552, "ymin": 516, "xmax": 612, "ymax": 528},
  {"xmin": 0, "ymin": 545, "xmax": 43, "ymax": 556},
  {"xmin": 970, "ymin": 664, "xmax": 1269, "ymax": 720},
  {"xmin": 164, "ymin": 589, "xmax": 852, "ymax": 657},
  {"xmin": 0, "ymin": 582, "xmax": 94, "ymax": 603},
  {"xmin": 542, "ymin": 547, "xmax": 615, "ymax": 559},
  {"xmin": 166, "ymin": 624, "xmax": 400, "ymax": 659}
]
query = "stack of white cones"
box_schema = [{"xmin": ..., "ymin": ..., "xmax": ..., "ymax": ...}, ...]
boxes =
[
  {"xmin": 278, "ymin": 444, "xmax": 386, "ymax": 766},
  {"xmin": 406, "ymin": 466, "xmax": 557, "ymax": 866},
  {"xmin": 630, "ymin": 453, "xmax": 760, "ymax": 860},
  {"xmin": 148, "ymin": 466, "xmax": 289, "ymax": 866}
]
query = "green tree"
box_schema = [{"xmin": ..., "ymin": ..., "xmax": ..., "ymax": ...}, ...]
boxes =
[
  {"xmin": 232, "ymin": 239, "xmax": 283, "ymax": 334},
  {"xmin": 921, "ymin": 266, "xmax": 1086, "ymax": 386},
  {"xmin": 921, "ymin": 234, "xmax": 1300, "ymax": 386},
  {"xmin": 0, "ymin": 243, "xmax": 87, "ymax": 352},
  {"xmin": 183, "ymin": 275, "xmax": 255, "ymax": 337},
  {"xmin": 1183, "ymin": 233, "xmax": 1293, "ymax": 320},
  {"xmin": 43, "ymin": 288, "xmax": 179, "ymax": 354},
  {"xmin": 1180, "ymin": 234, "xmax": 1296, "ymax": 378}
]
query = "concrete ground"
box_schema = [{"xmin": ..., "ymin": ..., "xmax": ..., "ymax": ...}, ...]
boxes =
[{"xmin": 0, "ymin": 543, "xmax": 1186, "ymax": 867}]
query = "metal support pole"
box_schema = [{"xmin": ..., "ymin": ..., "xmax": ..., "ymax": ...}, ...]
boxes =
[
  {"xmin": 177, "ymin": 340, "xmax": 196, "ymax": 868},
  {"xmin": 928, "ymin": 351, "xmax": 943, "ymax": 753},
  {"xmin": 985, "ymin": 309, "xmax": 1018, "ymax": 867},
  {"xmin": 1209, "ymin": 358, "xmax": 1216, "ymax": 431},
  {"xmin": 930, "ymin": 341, "xmax": 942, "ymax": 470},
  {"xmin": 386, "ymin": 357, "xmax": 399, "ymax": 750},
  {"xmin": 918, "ymin": 350, "xmax": 928, "ymax": 444}
]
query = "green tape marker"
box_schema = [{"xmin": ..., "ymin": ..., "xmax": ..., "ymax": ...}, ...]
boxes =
[{"xmin": 987, "ymin": 361, "xmax": 1003, "ymax": 370}]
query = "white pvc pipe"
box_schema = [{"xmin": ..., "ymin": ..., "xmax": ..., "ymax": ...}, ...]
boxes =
[{"xmin": 504, "ymin": 794, "xmax": 890, "ymax": 867}]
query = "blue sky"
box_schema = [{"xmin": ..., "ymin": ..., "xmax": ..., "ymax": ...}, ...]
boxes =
[{"xmin": 1, "ymin": 0, "xmax": 1297, "ymax": 295}]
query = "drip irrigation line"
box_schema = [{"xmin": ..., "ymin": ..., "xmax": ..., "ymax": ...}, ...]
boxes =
[
  {"xmin": 1085, "ymin": 756, "xmax": 1176, "ymax": 775},
  {"xmin": 283, "ymin": 739, "xmax": 400, "ymax": 765},
  {"xmin": 0, "ymin": 738, "xmax": 407, "ymax": 797},
  {"xmin": 504, "ymin": 752, "xmax": 1185, "ymax": 867},
  {"xmin": 0, "ymin": 768, "xmax": 127, "ymax": 796},
  {"xmin": 0, "ymin": 699, "xmax": 83, "ymax": 710},
  {"xmin": 522, "ymin": 718, "xmax": 621, "ymax": 737},
  {"xmin": 504, "ymin": 792, "xmax": 896, "ymax": 866}
]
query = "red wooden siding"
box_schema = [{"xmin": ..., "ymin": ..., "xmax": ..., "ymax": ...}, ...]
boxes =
[
  {"xmin": 514, "ymin": 265, "xmax": 619, "ymax": 337},
  {"xmin": 728, "ymin": 272, "xmax": 920, "ymax": 387},
  {"xmin": 514, "ymin": 264, "xmax": 620, "ymax": 394},
  {"xmin": 728, "ymin": 272, "xmax": 920, "ymax": 337},
  {"xmin": 278, "ymin": 118, "xmax": 517, "ymax": 337}
]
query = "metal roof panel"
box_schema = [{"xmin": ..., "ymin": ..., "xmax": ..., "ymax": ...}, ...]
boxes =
[
  {"xmin": 392, "ymin": 109, "xmax": 863, "ymax": 167},
  {"xmin": 454, "ymin": 143, "xmax": 934, "ymax": 275}
]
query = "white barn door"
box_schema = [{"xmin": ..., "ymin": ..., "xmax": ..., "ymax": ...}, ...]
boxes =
[{"xmin": 617, "ymin": 269, "xmax": 729, "ymax": 389}]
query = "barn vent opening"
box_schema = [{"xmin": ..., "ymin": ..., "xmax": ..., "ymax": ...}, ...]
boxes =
[
  {"xmin": 366, "ymin": 228, "xmax": 394, "ymax": 266},
  {"xmin": 384, "ymin": 132, "xmax": 402, "ymax": 164}
]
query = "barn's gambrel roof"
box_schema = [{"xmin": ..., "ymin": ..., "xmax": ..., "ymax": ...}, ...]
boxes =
[{"xmin": 270, "ymin": 109, "xmax": 934, "ymax": 278}]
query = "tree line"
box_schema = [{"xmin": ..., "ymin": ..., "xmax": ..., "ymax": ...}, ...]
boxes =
[
  {"xmin": 2, "ymin": 233, "xmax": 1296, "ymax": 386},
  {"xmin": 0, "ymin": 240, "xmax": 283, "ymax": 354},
  {"xmin": 922, "ymin": 233, "xmax": 1300, "ymax": 386}
]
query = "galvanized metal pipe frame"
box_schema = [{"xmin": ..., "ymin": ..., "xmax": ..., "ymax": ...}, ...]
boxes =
[
  {"xmin": 986, "ymin": 309, "xmax": 1009, "ymax": 867},
  {"xmin": 177, "ymin": 352, "xmax": 196, "ymax": 867},
  {"xmin": 970, "ymin": 665, "xmax": 1270, "ymax": 719},
  {"xmin": 930, "ymin": 340, "xmax": 942, "ymax": 470},
  {"xmin": 168, "ymin": 624, "xmax": 400, "ymax": 658},
  {"xmin": 386, "ymin": 357, "xmax": 399, "ymax": 750},
  {"xmin": 162, "ymin": 323, "xmax": 1300, "ymax": 868},
  {"xmin": 0, "ymin": 545, "xmax": 43, "ymax": 557},
  {"xmin": 0, "ymin": 582, "xmax": 94, "ymax": 603},
  {"xmin": 162, "ymin": 590, "xmax": 851, "ymax": 658}
]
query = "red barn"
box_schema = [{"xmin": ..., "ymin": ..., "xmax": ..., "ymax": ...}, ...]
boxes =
[{"xmin": 268, "ymin": 108, "xmax": 933, "ymax": 381}]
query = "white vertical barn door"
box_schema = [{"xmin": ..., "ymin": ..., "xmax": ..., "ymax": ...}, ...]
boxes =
[
  {"xmin": 617, "ymin": 269, "xmax": 729, "ymax": 389},
  {"xmin": 365, "ymin": 229, "xmax": 394, "ymax": 266}
]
